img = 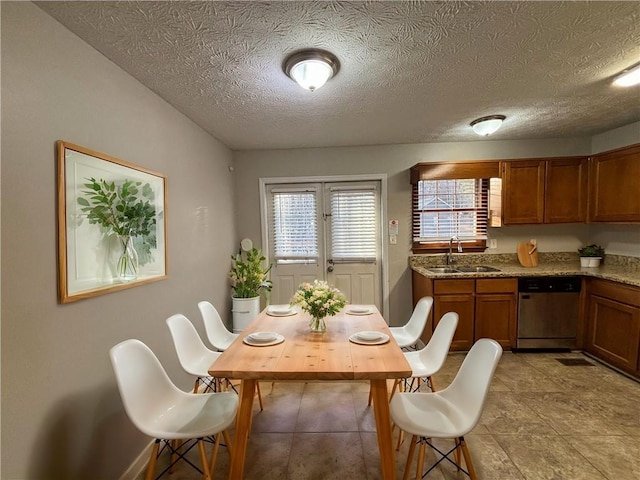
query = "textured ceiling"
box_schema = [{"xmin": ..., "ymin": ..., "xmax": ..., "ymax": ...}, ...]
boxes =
[{"xmin": 37, "ymin": 1, "xmax": 640, "ymax": 151}]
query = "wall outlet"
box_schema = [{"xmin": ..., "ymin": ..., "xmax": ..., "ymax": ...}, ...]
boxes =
[
  {"xmin": 489, "ymin": 239, "xmax": 498, "ymax": 249},
  {"xmin": 390, "ymin": 235, "xmax": 397, "ymax": 245}
]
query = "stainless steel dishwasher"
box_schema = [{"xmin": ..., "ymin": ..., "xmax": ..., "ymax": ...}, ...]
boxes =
[{"xmin": 517, "ymin": 276, "xmax": 581, "ymax": 349}]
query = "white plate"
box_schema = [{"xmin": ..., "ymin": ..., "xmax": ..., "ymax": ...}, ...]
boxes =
[
  {"xmin": 346, "ymin": 307, "xmax": 373, "ymax": 315},
  {"xmin": 349, "ymin": 332, "xmax": 390, "ymax": 345},
  {"xmin": 355, "ymin": 331, "xmax": 384, "ymax": 342},
  {"xmin": 248, "ymin": 331, "xmax": 278, "ymax": 342},
  {"xmin": 243, "ymin": 333, "xmax": 285, "ymax": 347},
  {"xmin": 266, "ymin": 305, "xmax": 296, "ymax": 317}
]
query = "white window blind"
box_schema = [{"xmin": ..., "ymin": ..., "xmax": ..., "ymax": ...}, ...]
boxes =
[
  {"xmin": 330, "ymin": 187, "xmax": 377, "ymax": 262},
  {"xmin": 412, "ymin": 179, "xmax": 488, "ymax": 244},
  {"xmin": 271, "ymin": 190, "xmax": 318, "ymax": 263}
]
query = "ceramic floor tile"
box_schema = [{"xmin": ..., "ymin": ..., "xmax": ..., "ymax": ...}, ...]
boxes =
[
  {"xmin": 564, "ymin": 435, "xmax": 640, "ymax": 480},
  {"xmin": 480, "ymin": 391, "xmax": 556, "ymax": 435},
  {"xmin": 521, "ymin": 392, "xmax": 628, "ymax": 436},
  {"xmin": 296, "ymin": 391, "xmax": 358, "ymax": 432},
  {"xmin": 288, "ymin": 432, "xmax": 367, "ymax": 480},
  {"xmin": 495, "ymin": 434, "xmax": 606, "ymax": 480}
]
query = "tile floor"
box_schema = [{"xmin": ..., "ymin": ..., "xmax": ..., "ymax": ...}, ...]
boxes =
[{"xmin": 143, "ymin": 352, "xmax": 640, "ymax": 479}]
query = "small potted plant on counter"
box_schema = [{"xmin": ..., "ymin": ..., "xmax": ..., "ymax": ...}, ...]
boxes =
[{"xmin": 578, "ymin": 244, "xmax": 605, "ymax": 267}]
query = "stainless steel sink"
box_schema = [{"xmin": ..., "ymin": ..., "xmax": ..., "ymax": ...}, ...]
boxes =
[
  {"xmin": 455, "ymin": 265, "xmax": 502, "ymax": 273},
  {"xmin": 427, "ymin": 267, "xmax": 461, "ymax": 274},
  {"xmin": 426, "ymin": 265, "xmax": 501, "ymax": 274}
]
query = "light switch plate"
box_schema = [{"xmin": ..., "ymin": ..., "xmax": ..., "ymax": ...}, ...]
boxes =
[{"xmin": 489, "ymin": 239, "xmax": 498, "ymax": 249}]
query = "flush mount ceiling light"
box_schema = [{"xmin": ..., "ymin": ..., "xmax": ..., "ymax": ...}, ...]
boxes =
[
  {"xmin": 470, "ymin": 115, "xmax": 506, "ymax": 136},
  {"xmin": 613, "ymin": 63, "xmax": 640, "ymax": 87},
  {"xmin": 283, "ymin": 49, "xmax": 340, "ymax": 92}
]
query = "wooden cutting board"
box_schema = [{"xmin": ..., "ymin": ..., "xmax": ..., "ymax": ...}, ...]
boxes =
[{"xmin": 517, "ymin": 241, "xmax": 538, "ymax": 267}]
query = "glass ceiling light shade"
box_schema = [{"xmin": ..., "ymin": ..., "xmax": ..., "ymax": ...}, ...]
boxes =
[
  {"xmin": 283, "ymin": 49, "xmax": 340, "ymax": 92},
  {"xmin": 470, "ymin": 115, "xmax": 506, "ymax": 136},
  {"xmin": 613, "ymin": 63, "xmax": 640, "ymax": 87}
]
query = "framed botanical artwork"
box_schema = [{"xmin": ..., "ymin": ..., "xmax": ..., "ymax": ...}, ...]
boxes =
[{"xmin": 57, "ymin": 141, "xmax": 168, "ymax": 303}]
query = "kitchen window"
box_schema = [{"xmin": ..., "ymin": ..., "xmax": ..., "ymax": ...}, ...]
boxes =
[{"xmin": 410, "ymin": 161, "xmax": 500, "ymax": 253}]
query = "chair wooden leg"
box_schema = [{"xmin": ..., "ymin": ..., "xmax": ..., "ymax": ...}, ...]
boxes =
[
  {"xmin": 209, "ymin": 432, "xmax": 223, "ymax": 475},
  {"xmin": 415, "ymin": 439, "xmax": 426, "ymax": 480},
  {"xmin": 256, "ymin": 382, "xmax": 264, "ymax": 411},
  {"xmin": 395, "ymin": 427, "xmax": 404, "ymax": 451},
  {"xmin": 222, "ymin": 429, "xmax": 233, "ymax": 458},
  {"xmin": 428, "ymin": 375, "xmax": 437, "ymax": 392},
  {"xmin": 402, "ymin": 435, "xmax": 417, "ymax": 480},
  {"xmin": 145, "ymin": 440, "xmax": 160, "ymax": 480},
  {"xmin": 389, "ymin": 379, "xmax": 401, "ymax": 401},
  {"xmin": 169, "ymin": 440, "xmax": 178, "ymax": 473},
  {"xmin": 454, "ymin": 437, "xmax": 462, "ymax": 470},
  {"xmin": 367, "ymin": 386, "xmax": 373, "ymax": 406},
  {"xmin": 459, "ymin": 436, "xmax": 478, "ymax": 480},
  {"xmin": 197, "ymin": 438, "xmax": 212, "ymax": 480},
  {"xmin": 193, "ymin": 378, "xmax": 201, "ymax": 393}
]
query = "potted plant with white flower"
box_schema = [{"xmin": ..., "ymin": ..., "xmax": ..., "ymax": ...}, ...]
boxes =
[{"xmin": 229, "ymin": 247, "xmax": 272, "ymax": 332}]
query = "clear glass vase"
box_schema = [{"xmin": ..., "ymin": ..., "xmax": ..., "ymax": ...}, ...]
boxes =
[
  {"xmin": 116, "ymin": 235, "xmax": 139, "ymax": 282},
  {"xmin": 309, "ymin": 316, "xmax": 327, "ymax": 333}
]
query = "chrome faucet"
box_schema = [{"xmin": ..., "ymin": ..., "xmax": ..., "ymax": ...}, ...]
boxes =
[{"xmin": 446, "ymin": 236, "xmax": 463, "ymax": 265}]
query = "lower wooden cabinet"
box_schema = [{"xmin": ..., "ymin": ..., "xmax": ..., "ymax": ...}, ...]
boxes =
[
  {"xmin": 475, "ymin": 294, "xmax": 517, "ymax": 349},
  {"xmin": 585, "ymin": 279, "xmax": 640, "ymax": 377},
  {"xmin": 434, "ymin": 291, "xmax": 475, "ymax": 351},
  {"xmin": 429, "ymin": 277, "xmax": 517, "ymax": 351}
]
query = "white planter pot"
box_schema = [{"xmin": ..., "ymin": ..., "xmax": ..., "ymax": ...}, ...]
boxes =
[
  {"xmin": 580, "ymin": 257, "xmax": 602, "ymax": 268},
  {"xmin": 232, "ymin": 296, "xmax": 260, "ymax": 333}
]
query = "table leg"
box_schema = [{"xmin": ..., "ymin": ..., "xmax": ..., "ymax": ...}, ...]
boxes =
[
  {"xmin": 227, "ymin": 379, "xmax": 256, "ymax": 480},
  {"xmin": 370, "ymin": 379, "xmax": 396, "ymax": 480}
]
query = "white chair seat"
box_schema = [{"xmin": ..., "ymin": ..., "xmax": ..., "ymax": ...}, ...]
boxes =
[
  {"xmin": 388, "ymin": 327, "xmax": 417, "ymax": 349},
  {"xmin": 390, "ymin": 393, "xmax": 467, "ymax": 438},
  {"xmin": 403, "ymin": 349, "xmax": 442, "ymax": 378},
  {"xmin": 144, "ymin": 390, "xmax": 238, "ymax": 440},
  {"xmin": 182, "ymin": 351, "xmax": 222, "ymax": 378}
]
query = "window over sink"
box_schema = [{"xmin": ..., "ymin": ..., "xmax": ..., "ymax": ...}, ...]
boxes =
[{"xmin": 410, "ymin": 161, "xmax": 501, "ymax": 253}]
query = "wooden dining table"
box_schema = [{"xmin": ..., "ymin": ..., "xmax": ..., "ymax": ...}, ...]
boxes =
[{"xmin": 208, "ymin": 306, "xmax": 412, "ymax": 479}]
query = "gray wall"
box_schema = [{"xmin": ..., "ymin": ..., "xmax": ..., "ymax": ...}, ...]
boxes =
[
  {"xmin": 233, "ymin": 131, "xmax": 640, "ymax": 328},
  {"xmin": 1, "ymin": 3, "xmax": 236, "ymax": 479}
]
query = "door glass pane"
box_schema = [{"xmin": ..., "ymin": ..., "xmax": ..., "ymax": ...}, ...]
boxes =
[
  {"xmin": 272, "ymin": 190, "xmax": 318, "ymax": 263},
  {"xmin": 330, "ymin": 188, "xmax": 377, "ymax": 262}
]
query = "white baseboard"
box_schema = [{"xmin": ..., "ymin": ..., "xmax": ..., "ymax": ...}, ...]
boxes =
[{"xmin": 119, "ymin": 440, "xmax": 154, "ymax": 480}]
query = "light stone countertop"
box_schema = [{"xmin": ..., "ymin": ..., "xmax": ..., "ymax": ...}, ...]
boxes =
[{"xmin": 409, "ymin": 253, "xmax": 640, "ymax": 288}]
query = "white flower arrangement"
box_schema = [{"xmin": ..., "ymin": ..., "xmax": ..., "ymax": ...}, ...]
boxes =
[{"xmin": 290, "ymin": 280, "xmax": 347, "ymax": 320}]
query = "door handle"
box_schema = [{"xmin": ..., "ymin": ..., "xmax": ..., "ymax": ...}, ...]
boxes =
[{"xmin": 327, "ymin": 259, "xmax": 334, "ymax": 273}]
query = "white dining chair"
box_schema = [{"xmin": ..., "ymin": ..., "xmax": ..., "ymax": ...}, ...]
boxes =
[
  {"xmin": 391, "ymin": 311, "xmax": 459, "ymax": 397},
  {"xmin": 390, "ymin": 311, "xmax": 458, "ymax": 450},
  {"xmin": 109, "ymin": 339, "xmax": 238, "ymax": 480},
  {"xmin": 166, "ymin": 313, "xmax": 223, "ymax": 393},
  {"xmin": 198, "ymin": 300, "xmax": 238, "ymax": 351},
  {"xmin": 198, "ymin": 300, "xmax": 264, "ymax": 410},
  {"xmin": 367, "ymin": 296, "xmax": 435, "ymax": 407},
  {"xmin": 389, "ymin": 296, "xmax": 434, "ymax": 349},
  {"xmin": 390, "ymin": 338, "xmax": 502, "ymax": 480}
]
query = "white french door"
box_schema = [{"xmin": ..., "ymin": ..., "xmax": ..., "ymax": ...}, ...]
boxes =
[{"xmin": 265, "ymin": 180, "xmax": 382, "ymax": 312}]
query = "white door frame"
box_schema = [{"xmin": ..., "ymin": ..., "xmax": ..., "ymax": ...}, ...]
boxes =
[{"xmin": 260, "ymin": 174, "xmax": 389, "ymax": 322}]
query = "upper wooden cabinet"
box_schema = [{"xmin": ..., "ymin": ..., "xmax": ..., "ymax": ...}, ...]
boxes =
[
  {"xmin": 502, "ymin": 157, "xmax": 588, "ymax": 225},
  {"xmin": 588, "ymin": 143, "xmax": 640, "ymax": 223},
  {"xmin": 502, "ymin": 160, "xmax": 545, "ymax": 224}
]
